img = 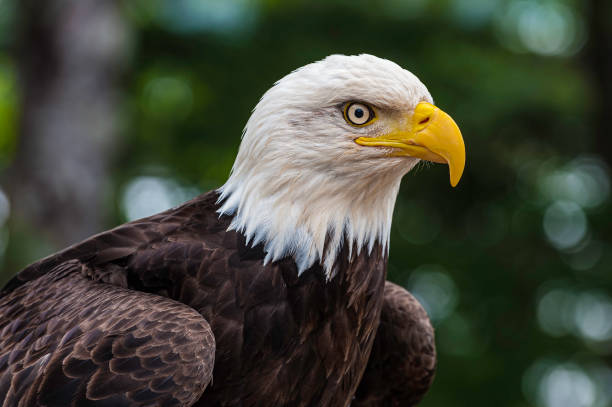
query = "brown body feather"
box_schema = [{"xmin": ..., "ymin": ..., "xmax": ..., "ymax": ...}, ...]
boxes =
[
  {"xmin": 353, "ymin": 282, "xmax": 436, "ymax": 407},
  {"xmin": 0, "ymin": 191, "xmax": 435, "ymax": 406}
]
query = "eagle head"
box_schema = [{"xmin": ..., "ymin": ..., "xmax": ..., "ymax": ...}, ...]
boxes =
[{"xmin": 218, "ymin": 54, "xmax": 465, "ymax": 278}]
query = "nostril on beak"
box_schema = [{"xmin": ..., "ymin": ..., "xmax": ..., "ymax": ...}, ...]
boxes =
[{"xmin": 413, "ymin": 101, "xmax": 437, "ymax": 129}]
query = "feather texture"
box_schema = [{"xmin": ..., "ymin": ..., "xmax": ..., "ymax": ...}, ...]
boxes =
[
  {"xmin": 0, "ymin": 260, "xmax": 214, "ymax": 407},
  {"xmin": 218, "ymin": 54, "xmax": 431, "ymax": 278},
  {"xmin": 0, "ymin": 54, "xmax": 441, "ymax": 406},
  {"xmin": 0, "ymin": 191, "xmax": 435, "ymax": 406},
  {"xmin": 353, "ymin": 282, "xmax": 437, "ymax": 407}
]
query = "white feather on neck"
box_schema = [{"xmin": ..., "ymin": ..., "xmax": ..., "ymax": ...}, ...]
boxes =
[
  {"xmin": 217, "ymin": 163, "xmax": 411, "ymax": 280},
  {"xmin": 216, "ymin": 54, "xmax": 428, "ymax": 280}
]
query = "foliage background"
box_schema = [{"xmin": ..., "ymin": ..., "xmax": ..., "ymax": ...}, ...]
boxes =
[{"xmin": 1, "ymin": 1, "xmax": 611, "ymax": 406}]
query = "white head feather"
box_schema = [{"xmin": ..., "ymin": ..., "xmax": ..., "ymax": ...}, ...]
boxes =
[{"xmin": 218, "ymin": 54, "xmax": 433, "ymax": 279}]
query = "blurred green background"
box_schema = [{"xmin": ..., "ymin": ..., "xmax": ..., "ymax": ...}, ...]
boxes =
[{"xmin": 1, "ymin": 0, "xmax": 611, "ymax": 406}]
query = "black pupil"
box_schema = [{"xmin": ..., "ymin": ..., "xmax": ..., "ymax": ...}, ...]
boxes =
[{"xmin": 354, "ymin": 108, "xmax": 365, "ymax": 119}]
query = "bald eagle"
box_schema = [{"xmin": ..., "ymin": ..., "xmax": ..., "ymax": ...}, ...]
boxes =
[{"xmin": 0, "ymin": 54, "xmax": 465, "ymax": 407}]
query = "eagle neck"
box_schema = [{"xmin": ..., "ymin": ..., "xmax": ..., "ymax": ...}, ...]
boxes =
[{"xmin": 216, "ymin": 168, "xmax": 404, "ymax": 280}]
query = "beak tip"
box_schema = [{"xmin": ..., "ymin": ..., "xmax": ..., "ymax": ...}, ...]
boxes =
[{"xmin": 449, "ymin": 164, "xmax": 464, "ymax": 188}]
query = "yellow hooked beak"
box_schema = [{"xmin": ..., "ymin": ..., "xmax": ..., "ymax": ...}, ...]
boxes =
[{"xmin": 355, "ymin": 102, "xmax": 466, "ymax": 187}]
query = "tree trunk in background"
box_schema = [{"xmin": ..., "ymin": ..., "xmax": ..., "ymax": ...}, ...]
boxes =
[
  {"xmin": 585, "ymin": 0, "xmax": 612, "ymax": 165},
  {"xmin": 8, "ymin": 0, "xmax": 128, "ymax": 249}
]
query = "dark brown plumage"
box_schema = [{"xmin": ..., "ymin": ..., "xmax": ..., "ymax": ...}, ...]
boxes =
[
  {"xmin": 0, "ymin": 260, "xmax": 215, "ymax": 407},
  {"xmin": 353, "ymin": 282, "xmax": 436, "ymax": 407},
  {"xmin": 0, "ymin": 191, "xmax": 436, "ymax": 406}
]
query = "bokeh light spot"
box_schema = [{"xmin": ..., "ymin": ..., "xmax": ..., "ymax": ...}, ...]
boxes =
[
  {"xmin": 537, "ymin": 286, "xmax": 612, "ymax": 344},
  {"xmin": 451, "ymin": 0, "xmax": 500, "ymax": 28},
  {"xmin": 159, "ymin": 0, "xmax": 258, "ymax": 35},
  {"xmin": 495, "ymin": 0, "xmax": 585, "ymax": 56},
  {"xmin": 538, "ymin": 364, "xmax": 596, "ymax": 407},
  {"xmin": 537, "ymin": 288, "xmax": 576, "ymax": 337},
  {"xmin": 562, "ymin": 240, "xmax": 603, "ymax": 272},
  {"xmin": 574, "ymin": 292, "xmax": 612, "ymax": 342},
  {"xmin": 542, "ymin": 201, "xmax": 587, "ymax": 250},
  {"xmin": 539, "ymin": 156, "xmax": 610, "ymax": 209},
  {"xmin": 121, "ymin": 176, "xmax": 198, "ymax": 221},
  {"xmin": 407, "ymin": 264, "xmax": 458, "ymax": 322}
]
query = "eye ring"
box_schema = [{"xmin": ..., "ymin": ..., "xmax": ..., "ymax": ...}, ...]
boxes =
[{"xmin": 343, "ymin": 102, "xmax": 376, "ymax": 126}]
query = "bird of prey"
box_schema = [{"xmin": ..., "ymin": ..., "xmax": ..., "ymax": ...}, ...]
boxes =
[{"xmin": 0, "ymin": 54, "xmax": 465, "ymax": 406}]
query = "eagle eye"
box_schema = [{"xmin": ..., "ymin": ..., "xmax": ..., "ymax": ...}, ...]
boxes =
[{"xmin": 344, "ymin": 102, "xmax": 376, "ymax": 126}]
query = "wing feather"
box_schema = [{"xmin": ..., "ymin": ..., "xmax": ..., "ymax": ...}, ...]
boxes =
[
  {"xmin": 0, "ymin": 260, "xmax": 215, "ymax": 407},
  {"xmin": 353, "ymin": 281, "xmax": 436, "ymax": 407}
]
